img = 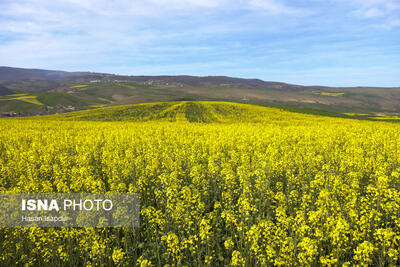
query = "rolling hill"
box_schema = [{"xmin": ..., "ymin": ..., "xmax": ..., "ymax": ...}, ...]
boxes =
[
  {"xmin": 33, "ymin": 101, "xmax": 307, "ymax": 123},
  {"xmin": 1, "ymin": 66, "xmax": 399, "ymax": 118}
]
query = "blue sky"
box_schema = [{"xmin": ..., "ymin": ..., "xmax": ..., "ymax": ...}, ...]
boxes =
[{"xmin": 0, "ymin": 0, "xmax": 399, "ymax": 86}]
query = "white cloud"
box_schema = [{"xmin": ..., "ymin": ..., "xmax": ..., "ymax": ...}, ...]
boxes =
[
  {"xmin": 1, "ymin": 0, "xmax": 307, "ymax": 19},
  {"xmin": 0, "ymin": 0, "xmax": 310, "ymax": 42},
  {"xmin": 363, "ymin": 7, "xmax": 384, "ymax": 18},
  {"xmin": 248, "ymin": 0, "xmax": 306, "ymax": 15},
  {"xmin": 332, "ymin": 0, "xmax": 400, "ymax": 29},
  {"xmin": 345, "ymin": 0, "xmax": 400, "ymax": 20}
]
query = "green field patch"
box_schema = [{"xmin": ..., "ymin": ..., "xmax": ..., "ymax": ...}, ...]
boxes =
[
  {"xmin": 36, "ymin": 92, "xmax": 89, "ymax": 107},
  {"xmin": 0, "ymin": 99, "xmax": 42, "ymax": 112}
]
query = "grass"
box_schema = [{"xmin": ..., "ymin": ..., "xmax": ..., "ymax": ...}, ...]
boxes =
[
  {"xmin": 36, "ymin": 92, "xmax": 69, "ymax": 106},
  {"xmin": 36, "ymin": 92, "xmax": 89, "ymax": 107},
  {"xmin": 0, "ymin": 100, "xmax": 43, "ymax": 112}
]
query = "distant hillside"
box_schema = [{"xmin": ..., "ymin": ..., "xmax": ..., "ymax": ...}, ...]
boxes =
[
  {"xmin": 1, "ymin": 66, "xmax": 399, "ymax": 118},
  {"xmin": 0, "ymin": 85, "xmax": 14, "ymax": 95},
  {"xmin": 0, "ymin": 66, "xmax": 301, "ymax": 90},
  {"xmin": 0, "ymin": 66, "xmax": 111, "ymax": 82},
  {"xmin": 0, "ymin": 67, "xmax": 70, "ymax": 82}
]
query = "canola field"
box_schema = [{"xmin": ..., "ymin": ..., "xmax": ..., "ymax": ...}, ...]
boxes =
[{"xmin": 0, "ymin": 102, "xmax": 399, "ymax": 266}]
